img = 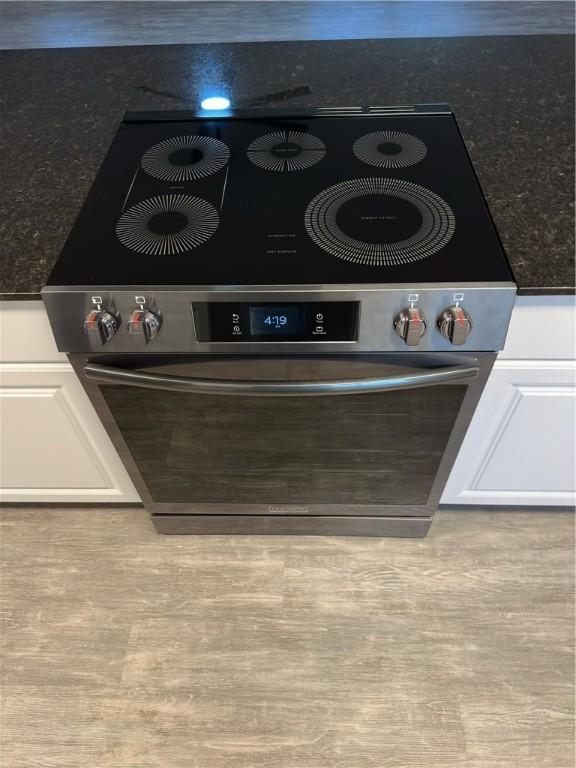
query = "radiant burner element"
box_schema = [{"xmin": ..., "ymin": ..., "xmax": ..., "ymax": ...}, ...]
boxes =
[
  {"xmin": 247, "ymin": 130, "xmax": 326, "ymax": 172},
  {"xmin": 116, "ymin": 194, "xmax": 219, "ymax": 255},
  {"xmin": 304, "ymin": 178, "xmax": 455, "ymax": 266},
  {"xmin": 141, "ymin": 135, "xmax": 230, "ymax": 182},
  {"xmin": 353, "ymin": 131, "xmax": 427, "ymax": 169}
]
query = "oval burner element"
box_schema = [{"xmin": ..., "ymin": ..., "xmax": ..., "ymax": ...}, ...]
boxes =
[
  {"xmin": 247, "ymin": 130, "xmax": 325, "ymax": 172},
  {"xmin": 116, "ymin": 194, "xmax": 219, "ymax": 256},
  {"xmin": 304, "ymin": 178, "xmax": 455, "ymax": 267},
  {"xmin": 353, "ymin": 131, "xmax": 427, "ymax": 169},
  {"xmin": 141, "ymin": 135, "xmax": 230, "ymax": 182}
]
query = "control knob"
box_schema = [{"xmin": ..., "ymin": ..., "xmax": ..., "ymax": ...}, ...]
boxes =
[
  {"xmin": 394, "ymin": 307, "xmax": 427, "ymax": 346},
  {"xmin": 438, "ymin": 306, "xmax": 472, "ymax": 345},
  {"xmin": 84, "ymin": 308, "xmax": 118, "ymax": 345},
  {"xmin": 128, "ymin": 308, "xmax": 161, "ymax": 345}
]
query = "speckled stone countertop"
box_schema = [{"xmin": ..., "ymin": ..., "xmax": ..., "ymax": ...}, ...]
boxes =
[{"xmin": 1, "ymin": 35, "xmax": 573, "ymax": 299}]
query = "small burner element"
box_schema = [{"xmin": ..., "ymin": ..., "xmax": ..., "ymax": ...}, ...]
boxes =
[
  {"xmin": 304, "ymin": 178, "xmax": 455, "ymax": 266},
  {"xmin": 116, "ymin": 194, "xmax": 219, "ymax": 255},
  {"xmin": 141, "ymin": 135, "xmax": 230, "ymax": 182},
  {"xmin": 353, "ymin": 131, "xmax": 427, "ymax": 169},
  {"xmin": 247, "ymin": 130, "xmax": 325, "ymax": 172}
]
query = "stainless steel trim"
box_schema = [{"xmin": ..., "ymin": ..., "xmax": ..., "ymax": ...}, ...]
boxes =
[
  {"xmin": 152, "ymin": 514, "xmax": 432, "ymax": 537},
  {"xmin": 42, "ymin": 281, "xmax": 517, "ymax": 293},
  {"xmin": 122, "ymin": 105, "xmax": 450, "ymax": 124},
  {"xmin": 42, "ymin": 283, "xmax": 516, "ymax": 355},
  {"xmin": 83, "ymin": 361, "xmax": 478, "ymax": 396}
]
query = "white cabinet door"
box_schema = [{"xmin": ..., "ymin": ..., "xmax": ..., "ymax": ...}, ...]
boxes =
[
  {"xmin": 0, "ymin": 301, "xmax": 140, "ymax": 503},
  {"xmin": 0, "ymin": 362, "xmax": 140, "ymax": 503},
  {"xmin": 441, "ymin": 361, "xmax": 576, "ymax": 506}
]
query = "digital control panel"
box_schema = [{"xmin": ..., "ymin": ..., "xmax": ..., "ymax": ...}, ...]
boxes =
[{"xmin": 193, "ymin": 302, "xmax": 359, "ymax": 342}]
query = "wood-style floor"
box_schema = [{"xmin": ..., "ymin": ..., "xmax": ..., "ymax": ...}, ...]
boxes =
[{"xmin": 1, "ymin": 507, "xmax": 574, "ymax": 767}]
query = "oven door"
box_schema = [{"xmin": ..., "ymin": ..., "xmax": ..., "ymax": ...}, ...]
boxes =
[{"xmin": 73, "ymin": 353, "xmax": 493, "ymax": 531}]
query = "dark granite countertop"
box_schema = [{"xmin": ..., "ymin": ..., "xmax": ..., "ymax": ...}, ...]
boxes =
[{"xmin": 1, "ymin": 35, "xmax": 573, "ymax": 299}]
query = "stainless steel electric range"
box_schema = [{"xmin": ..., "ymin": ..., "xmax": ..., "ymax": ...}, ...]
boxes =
[{"xmin": 42, "ymin": 104, "xmax": 516, "ymax": 536}]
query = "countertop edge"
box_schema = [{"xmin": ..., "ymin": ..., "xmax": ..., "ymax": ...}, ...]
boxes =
[
  {"xmin": 516, "ymin": 286, "xmax": 575, "ymax": 296},
  {"xmin": 2, "ymin": 288, "xmax": 575, "ymax": 303}
]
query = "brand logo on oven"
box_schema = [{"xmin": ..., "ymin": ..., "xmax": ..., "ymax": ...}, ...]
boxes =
[{"xmin": 268, "ymin": 505, "xmax": 309, "ymax": 514}]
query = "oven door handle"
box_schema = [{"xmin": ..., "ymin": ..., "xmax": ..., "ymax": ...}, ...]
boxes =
[{"xmin": 83, "ymin": 361, "xmax": 479, "ymax": 396}]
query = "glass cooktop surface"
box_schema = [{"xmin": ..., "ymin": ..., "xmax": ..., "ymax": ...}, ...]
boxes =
[{"xmin": 47, "ymin": 112, "xmax": 514, "ymax": 287}]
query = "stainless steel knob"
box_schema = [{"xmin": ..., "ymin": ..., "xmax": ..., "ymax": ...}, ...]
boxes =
[
  {"xmin": 128, "ymin": 309, "xmax": 161, "ymax": 345},
  {"xmin": 438, "ymin": 306, "xmax": 472, "ymax": 345},
  {"xmin": 394, "ymin": 307, "xmax": 427, "ymax": 346},
  {"xmin": 84, "ymin": 309, "xmax": 118, "ymax": 345}
]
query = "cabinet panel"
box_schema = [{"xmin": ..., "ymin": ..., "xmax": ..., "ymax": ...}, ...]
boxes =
[
  {"xmin": 500, "ymin": 295, "xmax": 575, "ymax": 360},
  {"xmin": 475, "ymin": 383, "xmax": 574, "ymax": 493},
  {"xmin": 0, "ymin": 364, "xmax": 140, "ymax": 503},
  {"xmin": 0, "ymin": 301, "xmax": 65, "ymax": 362},
  {"xmin": 441, "ymin": 361, "xmax": 576, "ymax": 506}
]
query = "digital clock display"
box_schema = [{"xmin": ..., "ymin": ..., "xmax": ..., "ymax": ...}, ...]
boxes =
[
  {"xmin": 249, "ymin": 305, "xmax": 305, "ymax": 336},
  {"xmin": 193, "ymin": 301, "xmax": 359, "ymax": 342}
]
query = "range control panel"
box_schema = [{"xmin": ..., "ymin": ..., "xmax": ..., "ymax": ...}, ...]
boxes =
[
  {"xmin": 193, "ymin": 302, "xmax": 359, "ymax": 342},
  {"xmin": 41, "ymin": 286, "xmax": 517, "ymax": 354}
]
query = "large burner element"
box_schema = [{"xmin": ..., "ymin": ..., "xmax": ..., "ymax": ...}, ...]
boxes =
[
  {"xmin": 116, "ymin": 194, "xmax": 219, "ymax": 255},
  {"xmin": 141, "ymin": 135, "xmax": 230, "ymax": 182},
  {"xmin": 247, "ymin": 130, "xmax": 326, "ymax": 172},
  {"xmin": 304, "ymin": 178, "xmax": 455, "ymax": 266},
  {"xmin": 353, "ymin": 131, "xmax": 427, "ymax": 169}
]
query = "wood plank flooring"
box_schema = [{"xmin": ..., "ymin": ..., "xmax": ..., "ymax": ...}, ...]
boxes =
[
  {"xmin": 1, "ymin": 508, "xmax": 574, "ymax": 767},
  {"xmin": 1, "ymin": 1, "xmax": 573, "ymax": 50}
]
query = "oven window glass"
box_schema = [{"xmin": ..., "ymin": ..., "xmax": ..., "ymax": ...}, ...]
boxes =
[{"xmin": 100, "ymin": 357, "xmax": 467, "ymax": 509}]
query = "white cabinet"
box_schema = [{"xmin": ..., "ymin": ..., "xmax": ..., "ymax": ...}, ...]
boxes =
[
  {"xmin": 442, "ymin": 296, "xmax": 576, "ymax": 507},
  {"xmin": 441, "ymin": 361, "xmax": 575, "ymax": 505},
  {"xmin": 0, "ymin": 302, "xmax": 140, "ymax": 503}
]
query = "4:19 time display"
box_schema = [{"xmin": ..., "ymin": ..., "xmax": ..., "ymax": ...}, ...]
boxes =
[
  {"xmin": 248, "ymin": 305, "xmax": 304, "ymax": 336},
  {"xmin": 264, "ymin": 314, "xmax": 288, "ymax": 328}
]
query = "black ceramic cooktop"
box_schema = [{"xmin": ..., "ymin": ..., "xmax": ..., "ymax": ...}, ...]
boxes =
[{"xmin": 47, "ymin": 109, "xmax": 514, "ymax": 287}]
